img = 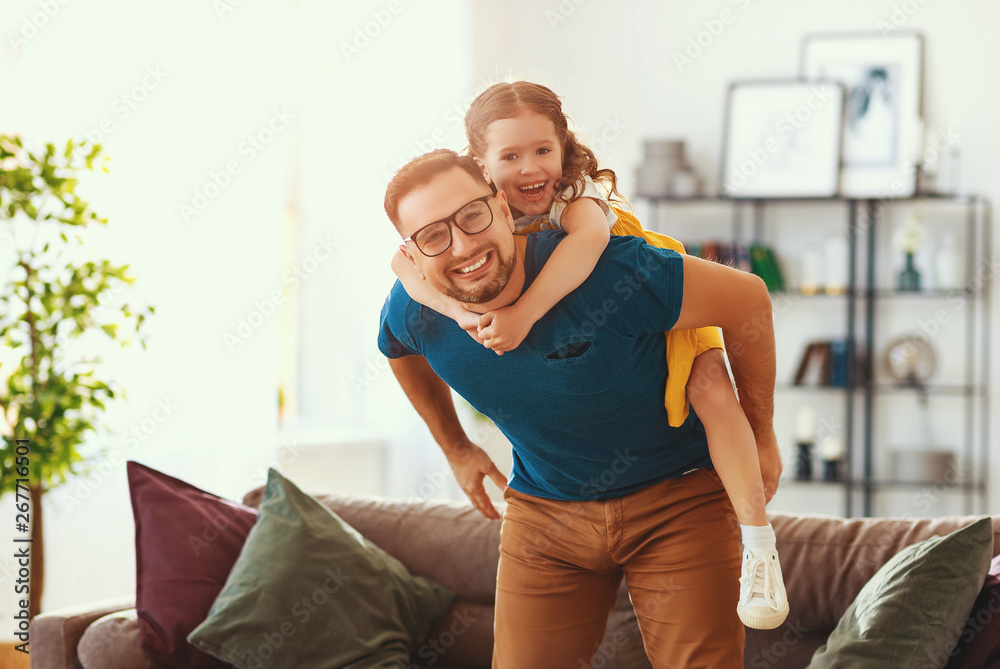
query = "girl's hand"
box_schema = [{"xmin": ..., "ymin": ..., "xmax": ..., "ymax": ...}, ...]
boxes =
[
  {"xmin": 455, "ymin": 309, "xmax": 485, "ymax": 345},
  {"xmin": 477, "ymin": 304, "xmax": 534, "ymax": 355}
]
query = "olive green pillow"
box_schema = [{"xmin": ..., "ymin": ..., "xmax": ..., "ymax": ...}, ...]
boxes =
[
  {"xmin": 187, "ymin": 468, "xmax": 454, "ymax": 669},
  {"xmin": 808, "ymin": 517, "xmax": 993, "ymax": 669}
]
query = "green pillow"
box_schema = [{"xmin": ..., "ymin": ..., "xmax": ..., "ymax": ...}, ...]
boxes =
[
  {"xmin": 808, "ymin": 517, "xmax": 994, "ymax": 669},
  {"xmin": 187, "ymin": 468, "xmax": 455, "ymax": 669}
]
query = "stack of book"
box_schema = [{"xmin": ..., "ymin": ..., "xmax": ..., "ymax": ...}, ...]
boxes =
[
  {"xmin": 686, "ymin": 241, "xmax": 785, "ymax": 292},
  {"xmin": 793, "ymin": 338, "xmax": 860, "ymax": 387}
]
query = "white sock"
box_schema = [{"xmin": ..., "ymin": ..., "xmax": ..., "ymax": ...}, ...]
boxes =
[{"xmin": 740, "ymin": 523, "xmax": 776, "ymax": 553}]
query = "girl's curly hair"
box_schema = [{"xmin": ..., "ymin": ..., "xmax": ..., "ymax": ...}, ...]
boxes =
[{"xmin": 464, "ymin": 81, "xmax": 626, "ymax": 208}]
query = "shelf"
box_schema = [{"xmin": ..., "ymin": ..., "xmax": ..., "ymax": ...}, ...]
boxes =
[
  {"xmin": 782, "ymin": 478, "xmax": 985, "ymax": 490},
  {"xmin": 776, "ymin": 383, "xmax": 852, "ymax": 393},
  {"xmin": 647, "ymin": 192, "xmax": 990, "ymax": 517},
  {"xmin": 780, "ymin": 479, "xmax": 850, "ymax": 486},
  {"xmin": 777, "ymin": 383, "xmax": 986, "ymax": 396},
  {"xmin": 871, "ymin": 288, "xmax": 977, "ymax": 298},
  {"xmin": 862, "ymin": 480, "xmax": 985, "ymax": 490},
  {"xmin": 773, "ymin": 287, "xmax": 981, "ymax": 299},
  {"xmin": 638, "ymin": 192, "xmax": 978, "ymax": 204},
  {"xmin": 874, "ymin": 384, "xmax": 985, "ymax": 396},
  {"xmin": 774, "ymin": 288, "xmax": 855, "ymax": 298}
]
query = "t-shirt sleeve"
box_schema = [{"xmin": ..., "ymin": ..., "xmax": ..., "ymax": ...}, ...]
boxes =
[
  {"xmin": 583, "ymin": 236, "xmax": 685, "ymax": 337},
  {"xmin": 546, "ymin": 176, "xmax": 618, "ymax": 231},
  {"xmin": 377, "ymin": 281, "xmax": 421, "ymax": 358}
]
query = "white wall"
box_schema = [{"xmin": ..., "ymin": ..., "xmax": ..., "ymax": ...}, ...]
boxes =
[
  {"xmin": 0, "ymin": 0, "xmax": 291, "ymax": 630},
  {"xmin": 467, "ymin": 0, "xmax": 1000, "ymax": 517}
]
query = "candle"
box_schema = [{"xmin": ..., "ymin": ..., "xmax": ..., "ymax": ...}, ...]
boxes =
[
  {"xmin": 818, "ymin": 435, "xmax": 846, "ymax": 462},
  {"xmin": 796, "ymin": 407, "xmax": 817, "ymax": 443}
]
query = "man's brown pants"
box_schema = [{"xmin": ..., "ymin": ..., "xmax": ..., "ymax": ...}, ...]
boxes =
[{"xmin": 493, "ymin": 468, "xmax": 744, "ymax": 669}]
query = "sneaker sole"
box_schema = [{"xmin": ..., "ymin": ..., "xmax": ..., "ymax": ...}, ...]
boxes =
[{"xmin": 738, "ymin": 604, "xmax": 789, "ymax": 630}]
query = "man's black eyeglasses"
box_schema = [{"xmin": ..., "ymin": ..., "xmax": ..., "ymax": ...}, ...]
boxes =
[{"xmin": 401, "ymin": 195, "xmax": 494, "ymax": 257}]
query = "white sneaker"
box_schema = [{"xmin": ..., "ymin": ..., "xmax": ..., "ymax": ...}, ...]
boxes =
[{"xmin": 737, "ymin": 547, "xmax": 789, "ymax": 629}]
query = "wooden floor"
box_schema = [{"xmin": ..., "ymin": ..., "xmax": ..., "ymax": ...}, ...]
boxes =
[{"xmin": 0, "ymin": 642, "xmax": 30, "ymax": 668}]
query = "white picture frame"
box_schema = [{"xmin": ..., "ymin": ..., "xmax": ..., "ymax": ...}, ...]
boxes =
[
  {"xmin": 720, "ymin": 79, "xmax": 845, "ymax": 199},
  {"xmin": 801, "ymin": 32, "xmax": 924, "ymax": 198}
]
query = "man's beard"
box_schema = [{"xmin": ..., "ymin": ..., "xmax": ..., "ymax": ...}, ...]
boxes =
[{"xmin": 443, "ymin": 244, "xmax": 517, "ymax": 304}]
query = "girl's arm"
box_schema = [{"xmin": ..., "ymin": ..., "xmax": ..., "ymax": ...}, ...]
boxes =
[
  {"xmin": 391, "ymin": 250, "xmax": 483, "ymax": 340},
  {"xmin": 478, "ymin": 197, "xmax": 611, "ymax": 353}
]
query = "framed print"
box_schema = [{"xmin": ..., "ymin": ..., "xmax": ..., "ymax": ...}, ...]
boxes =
[
  {"xmin": 801, "ymin": 32, "xmax": 924, "ymax": 198},
  {"xmin": 720, "ymin": 79, "xmax": 845, "ymax": 198}
]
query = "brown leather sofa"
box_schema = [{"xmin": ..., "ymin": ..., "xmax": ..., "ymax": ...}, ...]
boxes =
[{"xmin": 30, "ymin": 489, "xmax": 1000, "ymax": 669}]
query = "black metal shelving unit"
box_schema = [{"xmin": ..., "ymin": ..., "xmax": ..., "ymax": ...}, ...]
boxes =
[{"xmin": 638, "ymin": 193, "xmax": 991, "ymax": 517}]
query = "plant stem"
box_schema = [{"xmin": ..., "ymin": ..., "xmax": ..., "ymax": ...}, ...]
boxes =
[{"xmin": 29, "ymin": 483, "xmax": 44, "ymax": 619}]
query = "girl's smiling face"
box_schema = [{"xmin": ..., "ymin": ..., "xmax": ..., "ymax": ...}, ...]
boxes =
[{"xmin": 477, "ymin": 111, "xmax": 564, "ymax": 218}]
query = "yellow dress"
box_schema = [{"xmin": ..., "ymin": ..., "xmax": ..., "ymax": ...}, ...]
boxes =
[{"xmin": 514, "ymin": 206, "xmax": 724, "ymax": 428}]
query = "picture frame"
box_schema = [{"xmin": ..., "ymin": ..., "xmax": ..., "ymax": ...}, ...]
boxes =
[
  {"xmin": 720, "ymin": 79, "xmax": 845, "ymax": 198},
  {"xmin": 801, "ymin": 31, "xmax": 924, "ymax": 198}
]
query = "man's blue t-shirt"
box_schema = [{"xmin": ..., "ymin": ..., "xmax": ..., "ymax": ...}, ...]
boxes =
[{"xmin": 378, "ymin": 231, "xmax": 712, "ymax": 501}]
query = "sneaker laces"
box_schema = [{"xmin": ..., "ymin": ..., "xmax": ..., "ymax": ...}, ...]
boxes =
[{"xmin": 740, "ymin": 551, "xmax": 783, "ymax": 610}]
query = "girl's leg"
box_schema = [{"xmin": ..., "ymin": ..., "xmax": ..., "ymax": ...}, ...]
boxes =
[
  {"xmin": 687, "ymin": 348, "xmax": 789, "ymax": 630},
  {"xmin": 686, "ymin": 348, "xmax": 766, "ymax": 526}
]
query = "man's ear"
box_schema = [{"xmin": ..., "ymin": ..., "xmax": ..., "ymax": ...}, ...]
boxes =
[
  {"xmin": 473, "ymin": 157, "xmax": 492, "ymax": 185},
  {"xmin": 495, "ymin": 190, "xmax": 515, "ymax": 232},
  {"xmin": 398, "ymin": 244, "xmax": 426, "ymax": 280}
]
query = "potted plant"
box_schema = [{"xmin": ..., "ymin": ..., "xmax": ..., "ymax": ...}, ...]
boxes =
[{"xmin": 0, "ymin": 135, "xmax": 152, "ymax": 618}]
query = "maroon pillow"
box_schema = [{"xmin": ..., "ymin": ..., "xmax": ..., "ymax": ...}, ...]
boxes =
[
  {"xmin": 128, "ymin": 461, "xmax": 258, "ymax": 669},
  {"xmin": 946, "ymin": 553, "xmax": 1000, "ymax": 669}
]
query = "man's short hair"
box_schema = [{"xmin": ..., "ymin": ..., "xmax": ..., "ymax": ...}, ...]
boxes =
[{"xmin": 384, "ymin": 149, "xmax": 488, "ymax": 230}]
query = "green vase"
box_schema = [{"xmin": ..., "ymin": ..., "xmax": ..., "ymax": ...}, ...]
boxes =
[{"xmin": 897, "ymin": 251, "xmax": 921, "ymax": 292}]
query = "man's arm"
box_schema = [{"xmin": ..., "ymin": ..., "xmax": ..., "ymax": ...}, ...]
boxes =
[
  {"xmin": 673, "ymin": 254, "xmax": 782, "ymax": 498},
  {"xmin": 387, "ymin": 354, "xmax": 507, "ymax": 520}
]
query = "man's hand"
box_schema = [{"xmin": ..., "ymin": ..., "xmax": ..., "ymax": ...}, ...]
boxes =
[
  {"xmin": 446, "ymin": 442, "xmax": 508, "ymax": 520},
  {"xmin": 756, "ymin": 428, "xmax": 782, "ymax": 504},
  {"xmin": 477, "ymin": 304, "xmax": 534, "ymax": 355}
]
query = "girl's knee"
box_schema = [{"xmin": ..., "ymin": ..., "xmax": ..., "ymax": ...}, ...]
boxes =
[{"xmin": 687, "ymin": 355, "xmax": 736, "ymax": 406}]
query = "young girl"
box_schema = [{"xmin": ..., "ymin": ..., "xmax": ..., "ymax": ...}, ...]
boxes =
[{"xmin": 391, "ymin": 81, "xmax": 788, "ymax": 630}]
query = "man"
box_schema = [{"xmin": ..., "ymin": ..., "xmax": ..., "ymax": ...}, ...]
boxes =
[{"xmin": 378, "ymin": 149, "xmax": 781, "ymax": 668}]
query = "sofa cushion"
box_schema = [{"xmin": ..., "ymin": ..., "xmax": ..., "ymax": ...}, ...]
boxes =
[
  {"xmin": 242, "ymin": 486, "xmax": 504, "ymax": 605},
  {"xmin": 128, "ymin": 461, "xmax": 256, "ymax": 669},
  {"xmin": 189, "ymin": 468, "xmax": 455, "ymax": 669},
  {"xmin": 770, "ymin": 512, "xmax": 1000, "ymax": 632},
  {"xmin": 78, "ymin": 609, "xmax": 170, "ymax": 669},
  {"xmin": 807, "ymin": 516, "xmax": 993, "ymax": 668},
  {"xmin": 945, "ymin": 553, "xmax": 1000, "ymax": 668}
]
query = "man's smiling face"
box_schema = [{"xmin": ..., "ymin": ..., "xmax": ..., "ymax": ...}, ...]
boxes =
[{"xmin": 397, "ymin": 166, "xmax": 518, "ymax": 306}]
